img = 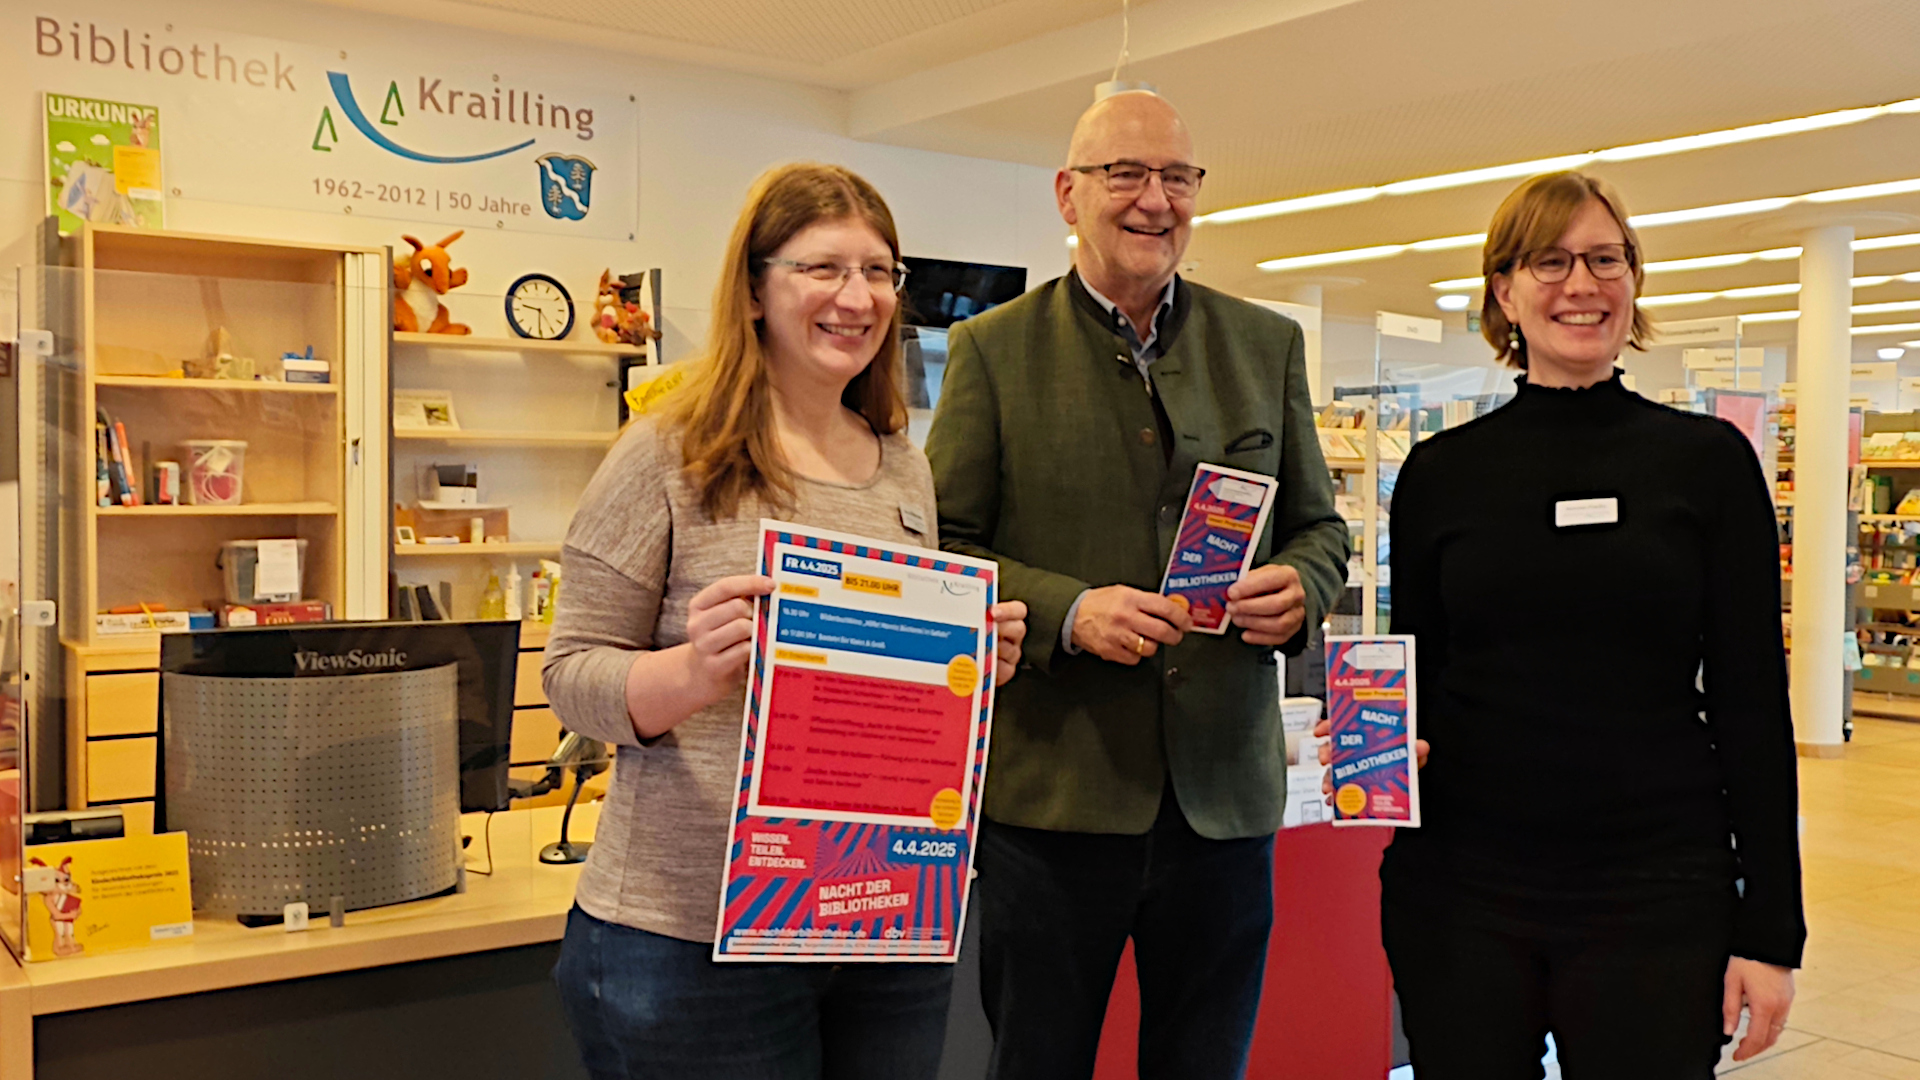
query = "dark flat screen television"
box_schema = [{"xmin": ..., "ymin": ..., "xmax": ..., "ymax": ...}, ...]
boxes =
[
  {"xmin": 900, "ymin": 257, "xmax": 1027, "ymax": 329},
  {"xmin": 899, "ymin": 258, "xmax": 1028, "ymax": 410}
]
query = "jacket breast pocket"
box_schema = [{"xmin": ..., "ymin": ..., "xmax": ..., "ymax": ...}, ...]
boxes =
[
  {"xmin": 1218, "ymin": 431, "xmax": 1280, "ymax": 487},
  {"xmin": 1216, "ymin": 433, "xmax": 1280, "ymax": 563}
]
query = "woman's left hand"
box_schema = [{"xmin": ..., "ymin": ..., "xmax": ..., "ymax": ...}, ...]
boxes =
[
  {"xmin": 1724, "ymin": 957, "xmax": 1795, "ymax": 1062},
  {"xmin": 1313, "ymin": 718, "xmax": 1430, "ymax": 799},
  {"xmin": 991, "ymin": 601, "xmax": 1029, "ymax": 687}
]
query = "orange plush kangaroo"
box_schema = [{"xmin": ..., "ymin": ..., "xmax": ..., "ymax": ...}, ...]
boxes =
[{"xmin": 393, "ymin": 231, "xmax": 473, "ymax": 335}]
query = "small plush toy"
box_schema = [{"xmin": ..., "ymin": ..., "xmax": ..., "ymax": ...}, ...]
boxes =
[
  {"xmin": 591, "ymin": 270, "xmax": 656, "ymax": 346},
  {"xmin": 394, "ymin": 232, "xmax": 472, "ymax": 335},
  {"xmin": 591, "ymin": 270, "xmax": 623, "ymax": 345},
  {"xmin": 30, "ymin": 856, "xmax": 83, "ymax": 956}
]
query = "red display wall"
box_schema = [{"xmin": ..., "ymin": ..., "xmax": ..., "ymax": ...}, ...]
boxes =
[{"xmin": 1092, "ymin": 825, "xmax": 1394, "ymax": 1079}]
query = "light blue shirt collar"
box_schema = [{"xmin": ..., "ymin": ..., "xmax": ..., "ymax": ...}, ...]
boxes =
[{"xmin": 1081, "ymin": 275, "xmax": 1179, "ymax": 367}]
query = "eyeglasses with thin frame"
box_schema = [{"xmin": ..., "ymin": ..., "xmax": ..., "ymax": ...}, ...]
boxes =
[
  {"xmin": 1518, "ymin": 244, "xmax": 1635, "ymax": 284},
  {"xmin": 763, "ymin": 257, "xmax": 908, "ymax": 294},
  {"xmin": 1069, "ymin": 161, "xmax": 1207, "ymax": 199}
]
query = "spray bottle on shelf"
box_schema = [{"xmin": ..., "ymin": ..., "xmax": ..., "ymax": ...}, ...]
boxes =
[
  {"xmin": 479, "ymin": 571, "xmax": 506, "ymax": 620},
  {"xmin": 537, "ymin": 559, "xmax": 563, "ymax": 624},
  {"xmin": 505, "ymin": 564, "xmax": 523, "ymax": 621}
]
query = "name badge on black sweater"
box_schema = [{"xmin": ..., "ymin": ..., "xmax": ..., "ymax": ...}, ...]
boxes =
[{"xmin": 1555, "ymin": 496, "xmax": 1620, "ymax": 530}]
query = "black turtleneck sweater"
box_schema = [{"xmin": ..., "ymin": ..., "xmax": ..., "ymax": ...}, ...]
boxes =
[{"xmin": 1381, "ymin": 371, "xmax": 1806, "ymax": 969}]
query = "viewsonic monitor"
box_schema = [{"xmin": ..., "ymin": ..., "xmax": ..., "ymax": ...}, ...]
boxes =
[{"xmin": 156, "ymin": 620, "xmax": 521, "ymax": 815}]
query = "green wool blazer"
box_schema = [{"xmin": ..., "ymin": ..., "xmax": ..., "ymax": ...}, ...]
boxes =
[{"xmin": 927, "ymin": 272, "xmax": 1350, "ymax": 839}]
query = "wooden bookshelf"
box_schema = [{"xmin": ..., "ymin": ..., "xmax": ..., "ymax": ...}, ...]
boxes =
[
  {"xmin": 394, "ymin": 429, "xmax": 617, "ymax": 447},
  {"xmin": 388, "ymin": 280, "xmax": 653, "ymax": 621},
  {"xmin": 56, "ymin": 224, "xmax": 392, "ymax": 819},
  {"xmin": 96, "ymin": 502, "xmax": 340, "ymax": 517},
  {"xmin": 394, "ymin": 541, "xmax": 563, "ymax": 557},
  {"xmin": 393, "ymin": 332, "xmax": 644, "ymax": 358},
  {"xmin": 93, "ymin": 375, "xmax": 339, "ymax": 394}
]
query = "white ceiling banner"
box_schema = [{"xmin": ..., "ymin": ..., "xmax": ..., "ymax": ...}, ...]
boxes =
[{"xmin": 14, "ymin": 10, "xmax": 637, "ymax": 240}]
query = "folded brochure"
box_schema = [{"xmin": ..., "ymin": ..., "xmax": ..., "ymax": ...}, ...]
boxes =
[
  {"xmin": 1159, "ymin": 463, "xmax": 1279, "ymax": 634},
  {"xmin": 1325, "ymin": 635, "xmax": 1420, "ymax": 827}
]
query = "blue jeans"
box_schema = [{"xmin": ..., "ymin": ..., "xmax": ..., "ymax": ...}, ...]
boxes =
[
  {"xmin": 553, "ymin": 906, "xmax": 955, "ymax": 1080},
  {"xmin": 975, "ymin": 791, "xmax": 1276, "ymax": 1080}
]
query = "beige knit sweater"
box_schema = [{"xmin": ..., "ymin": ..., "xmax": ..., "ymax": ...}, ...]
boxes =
[{"xmin": 542, "ymin": 417, "xmax": 938, "ymax": 943}]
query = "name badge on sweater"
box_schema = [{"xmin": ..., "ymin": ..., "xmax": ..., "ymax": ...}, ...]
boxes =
[
  {"xmin": 900, "ymin": 504, "xmax": 928, "ymax": 536},
  {"xmin": 1555, "ymin": 497, "xmax": 1619, "ymax": 528}
]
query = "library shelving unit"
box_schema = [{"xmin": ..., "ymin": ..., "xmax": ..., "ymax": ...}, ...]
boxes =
[
  {"xmin": 387, "ymin": 325, "xmax": 640, "ymax": 620},
  {"xmin": 388, "ymin": 323, "xmax": 640, "ymax": 801},
  {"xmin": 54, "ymin": 224, "xmax": 391, "ymax": 826},
  {"xmin": 1855, "ymin": 412, "xmax": 1920, "ymax": 702}
]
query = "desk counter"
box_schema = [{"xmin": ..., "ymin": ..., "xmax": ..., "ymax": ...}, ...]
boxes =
[{"xmin": 0, "ymin": 803, "xmax": 597, "ymax": 1080}]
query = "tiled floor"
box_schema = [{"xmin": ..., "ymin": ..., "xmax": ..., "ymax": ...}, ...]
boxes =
[
  {"xmin": 1713, "ymin": 716, "xmax": 1920, "ymax": 1078},
  {"xmin": 1396, "ymin": 716, "xmax": 1920, "ymax": 1080}
]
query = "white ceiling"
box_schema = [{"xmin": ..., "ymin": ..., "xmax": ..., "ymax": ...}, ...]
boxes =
[{"xmin": 311, "ymin": 0, "xmax": 1920, "ymax": 356}]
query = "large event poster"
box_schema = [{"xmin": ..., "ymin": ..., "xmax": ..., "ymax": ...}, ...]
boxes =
[
  {"xmin": 715, "ymin": 521, "xmax": 999, "ymax": 962},
  {"xmin": 1325, "ymin": 636, "xmax": 1421, "ymax": 828}
]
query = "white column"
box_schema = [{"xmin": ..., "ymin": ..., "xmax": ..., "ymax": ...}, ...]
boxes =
[
  {"xmin": 1284, "ymin": 284, "xmax": 1326, "ymax": 405},
  {"xmin": 1789, "ymin": 225, "xmax": 1853, "ymax": 756}
]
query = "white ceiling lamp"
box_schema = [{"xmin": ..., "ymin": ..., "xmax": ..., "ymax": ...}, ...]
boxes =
[
  {"xmin": 1198, "ymin": 96, "xmax": 1920, "ymax": 228},
  {"xmin": 1260, "ymin": 178, "xmax": 1920, "ymax": 274},
  {"xmin": 1434, "ymin": 294, "xmax": 1471, "ymax": 312},
  {"xmin": 1879, "ymin": 347, "xmax": 1906, "ymax": 360},
  {"xmin": 1646, "ymin": 300, "xmax": 1920, "ymax": 326},
  {"xmin": 1853, "ymin": 322, "xmax": 1920, "ymax": 337},
  {"xmin": 1092, "ymin": 0, "xmax": 1154, "ymax": 101},
  {"xmin": 1432, "ymin": 238, "xmax": 1920, "ymax": 291},
  {"xmin": 1613, "ymin": 271, "xmax": 1920, "ymax": 309}
]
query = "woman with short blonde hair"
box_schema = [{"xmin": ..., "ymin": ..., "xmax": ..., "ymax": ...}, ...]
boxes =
[
  {"xmin": 1376, "ymin": 170, "xmax": 1804, "ymax": 1078},
  {"xmin": 543, "ymin": 162, "xmax": 1027, "ymax": 1080}
]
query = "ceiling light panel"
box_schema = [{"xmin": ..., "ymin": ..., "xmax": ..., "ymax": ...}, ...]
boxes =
[
  {"xmin": 1266, "ymin": 177, "xmax": 1920, "ymax": 274},
  {"xmin": 1200, "ymin": 95, "xmax": 1920, "ymax": 229}
]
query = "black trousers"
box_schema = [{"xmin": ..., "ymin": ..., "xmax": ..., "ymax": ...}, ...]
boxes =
[
  {"xmin": 1382, "ymin": 879, "xmax": 1735, "ymax": 1080},
  {"xmin": 973, "ymin": 793, "xmax": 1275, "ymax": 1080}
]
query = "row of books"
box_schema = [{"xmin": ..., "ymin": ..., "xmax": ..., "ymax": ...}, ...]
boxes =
[
  {"xmin": 1315, "ymin": 428, "xmax": 1414, "ymax": 463},
  {"xmin": 95, "ymin": 408, "xmax": 187, "ymax": 507},
  {"xmin": 93, "ymin": 408, "xmax": 184, "ymax": 507}
]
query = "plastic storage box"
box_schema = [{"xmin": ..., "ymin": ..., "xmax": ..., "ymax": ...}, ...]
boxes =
[
  {"xmin": 217, "ymin": 539, "xmax": 309, "ymax": 604},
  {"xmin": 184, "ymin": 439, "xmax": 247, "ymax": 506}
]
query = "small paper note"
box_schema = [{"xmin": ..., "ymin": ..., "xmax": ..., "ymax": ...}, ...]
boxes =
[
  {"xmin": 112, "ymin": 145, "xmax": 161, "ymax": 194},
  {"xmin": 255, "ymin": 539, "xmax": 301, "ymax": 599}
]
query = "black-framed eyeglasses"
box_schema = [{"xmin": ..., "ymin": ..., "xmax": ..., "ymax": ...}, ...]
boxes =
[
  {"xmin": 1069, "ymin": 161, "xmax": 1206, "ymax": 198},
  {"xmin": 763, "ymin": 257, "xmax": 909, "ymax": 294},
  {"xmin": 1519, "ymin": 244, "xmax": 1635, "ymax": 283}
]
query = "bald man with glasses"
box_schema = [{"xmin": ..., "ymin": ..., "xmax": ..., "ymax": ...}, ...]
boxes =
[{"xmin": 927, "ymin": 91, "xmax": 1349, "ymax": 1080}]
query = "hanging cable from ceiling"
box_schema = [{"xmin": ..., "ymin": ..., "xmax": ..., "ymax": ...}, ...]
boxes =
[{"xmin": 1095, "ymin": 0, "xmax": 1155, "ymax": 100}]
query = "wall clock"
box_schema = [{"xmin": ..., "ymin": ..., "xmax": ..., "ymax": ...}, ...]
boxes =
[{"xmin": 505, "ymin": 273, "xmax": 575, "ymax": 341}]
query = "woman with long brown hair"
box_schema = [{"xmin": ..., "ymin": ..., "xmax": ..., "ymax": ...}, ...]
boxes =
[{"xmin": 543, "ymin": 162, "xmax": 1028, "ymax": 1080}]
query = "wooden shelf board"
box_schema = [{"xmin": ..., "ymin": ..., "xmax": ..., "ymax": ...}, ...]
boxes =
[
  {"xmin": 394, "ymin": 542, "xmax": 563, "ymax": 557},
  {"xmin": 96, "ymin": 502, "xmax": 339, "ymax": 518},
  {"xmin": 86, "ymin": 222, "xmax": 383, "ymax": 260},
  {"xmin": 1325, "ymin": 458, "xmax": 1369, "ymax": 471},
  {"xmin": 1865, "ymin": 461, "xmax": 1920, "ymax": 468},
  {"xmin": 393, "ymin": 430, "xmax": 615, "ymax": 446},
  {"xmin": 392, "ymin": 332, "xmax": 644, "ymax": 358},
  {"xmin": 1863, "ymin": 514, "xmax": 1920, "ymax": 523},
  {"xmin": 95, "ymin": 375, "xmax": 338, "ymax": 395}
]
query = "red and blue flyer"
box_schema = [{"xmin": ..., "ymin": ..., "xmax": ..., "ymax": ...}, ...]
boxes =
[
  {"xmin": 714, "ymin": 520, "xmax": 999, "ymax": 962},
  {"xmin": 1159, "ymin": 463, "xmax": 1280, "ymax": 633},
  {"xmin": 1325, "ymin": 635, "xmax": 1420, "ymax": 828}
]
